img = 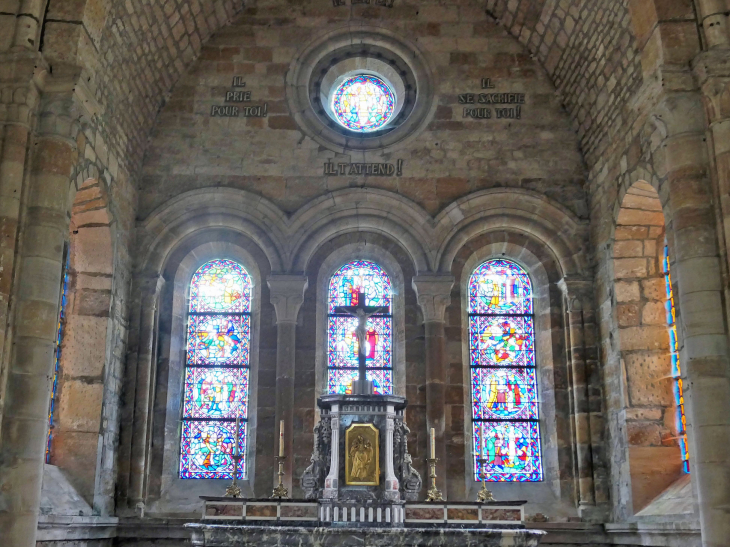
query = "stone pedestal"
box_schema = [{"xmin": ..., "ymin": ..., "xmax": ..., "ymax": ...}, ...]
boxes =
[{"xmin": 302, "ymin": 394, "xmax": 421, "ymax": 516}]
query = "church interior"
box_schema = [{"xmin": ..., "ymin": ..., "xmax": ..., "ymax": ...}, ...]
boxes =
[{"xmin": 0, "ymin": 0, "xmax": 729, "ymax": 546}]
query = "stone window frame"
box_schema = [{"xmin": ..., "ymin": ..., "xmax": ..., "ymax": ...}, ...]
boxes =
[
  {"xmin": 459, "ymin": 244, "xmax": 570, "ymax": 514},
  {"xmin": 154, "ymin": 242, "xmax": 262, "ymax": 510},
  {"xmin": 314, "ymin": 243, "xmax": 407, "ymax": 401}
]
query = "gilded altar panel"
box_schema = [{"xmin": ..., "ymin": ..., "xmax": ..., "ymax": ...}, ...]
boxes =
[{"xmin": 345, "ymin": 423, "xmax": 379, "ymax": 485}]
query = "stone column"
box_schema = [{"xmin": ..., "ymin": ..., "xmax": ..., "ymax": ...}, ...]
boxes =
[
  {"xmin": 267, "ymin": 275, "xmax": 308, "ymax": 493},
  {"xmin": 323, "ymin": 404, "xmax": 340, "ymax": 499},
  {"xmin": 659, "ymin": 91, "xmax": 730, "ymax": 547},
  {"xmin": 412, "ymin": 275, "xmax": 454, "ymax": 499},
  {"xmin": 558, "ymin": 278, "xmax": 604, "ymax": 516},
  {"xmin": 383, "ymin": 403, "xmax": 399, "ymax": 500},
  {"xmin": 695, "ymin": 0, "xmax": 729, "ymax": 48},
  {"xmin": 12, "ymin": 0, "xmax": 44, "ymax": 51},
  {"xmin": 124, "ymin": 275, "xmax": 165, "ymax": 508},
  {"xmin": 0, "ymin": 119, "xmax": 78, "ymax": 545}
]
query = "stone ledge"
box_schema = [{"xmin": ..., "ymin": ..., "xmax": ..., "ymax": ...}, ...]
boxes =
[{"xmin": 36, "ymin": 515, "xmax": 119, "ymax": 542}]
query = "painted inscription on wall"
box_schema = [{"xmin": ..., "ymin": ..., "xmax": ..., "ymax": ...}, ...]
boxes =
[
  {"xmin": 324, "ymin": 160, "xmax": 403, "ymax": 176},
  {"xmin": 210, "ymin": 77, "xmax": 269, "ymax": 118},
  {"xmin": 460, "ymin": 78, "xmax": 525, "ymax": 120},
  {"xmin": 333, "ymin": 0, "xmax": 394, "ymax": 6}
]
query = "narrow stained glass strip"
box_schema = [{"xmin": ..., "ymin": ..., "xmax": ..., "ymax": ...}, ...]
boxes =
[
  {"xmin": 180, "ymin": 420, "xmax": 245, "ymax": 479},
  {"xmin": 327, "ymin": 315, "xmax": 392, "ymax": 369},
  {"xmin": 664, "ymin": 243, "xmax": 689, "ymax": 472},
  {"xmin": 468, "ymin": 259, "xmax": 533, "ymax": 315},
  {"xmin": 472, "ymin": 421, "xmax": 543, "ymax": 482},
  {"xmin": 187, "ymin": 315, "xmax": 250, "ymax": 367},
  {"xmin": 469, "ymin": 315, "xmax": 535, "ymax": 368},
  {"xmin": 183, "ymin": 367, "xmax": 249, "ymax": 420},
  {"xmin": 190, "ymin": 259, "xmax": 251, "ymax": 314},
  {"xmin": 471, "ymin": 367, "xmax": 539, "ymax": 421}
]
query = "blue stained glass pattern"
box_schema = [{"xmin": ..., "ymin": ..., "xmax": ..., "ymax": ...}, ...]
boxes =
[
  {"xmin": 46, "ymin": 249, "xmax": 70, "ymax": 463},
  {"xmin": 180, "ymin": 421, "xmax": 246, "ymax": 479},
  {"xmin": 327, "ymin": 260, "xmax": 393, "ymax": 395},
  {"xmin": 473, "ymin": 421, "xmax": 543, "ymax": 482},
  {"xmin": 183, "ymin": 368, "xmax": 249, "ymax": 420},
  {"xmin": 469, "ymin": 259, "xmax": 543, "ymax": 482},
  {"xmin": 181, "ymin": 259, "xmax": 252, "ymax": 479},
  {"xmin": 332, "ymin": 74, "xmax": 396, "ymax": 133},
  {"xmin": 664, "ymin": 244, "xmax": 689, "ymax": 473},
  {"xmin": 186, "ymin": 315, "xmax": 250, "ymax": 366}
]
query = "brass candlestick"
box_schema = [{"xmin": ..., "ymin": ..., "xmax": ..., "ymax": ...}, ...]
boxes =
[
  {"xmin": 476, "ymin": 457, "xmax": 496, "ymax": 502},
  {"xmin": 425, "ymin": 457, "xmax": 444, "ymax": 502},
  {"xmin": 271, "ymin": 456, "xmax": 289, "ymax": 498},
  {"xmin": 225, "ymin": 452, "xmax": 243, "ymax": 498}
]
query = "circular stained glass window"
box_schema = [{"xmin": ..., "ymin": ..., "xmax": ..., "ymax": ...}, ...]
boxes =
[{"xmin": 331, "ymin": 74, "xmax": 396, "ymax": 132}]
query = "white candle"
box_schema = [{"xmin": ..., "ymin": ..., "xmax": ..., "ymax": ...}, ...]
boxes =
[
  {"xmin": 234, "ymin": 412, "xmax": 240, "ymax": 457},
  {"xmin": 279, "ymin": 420, "xmax": 285, "ymax": 457},
  {"xmin": 479, "ymin": 423, "xmax": 485, "ymax": 458},
  {"xmin": 430, "ymin": 427, "xmax": 436, "ymax": 459}
]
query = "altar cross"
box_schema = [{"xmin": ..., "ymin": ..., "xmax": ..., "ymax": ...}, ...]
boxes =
[{"xmin": 334, "ymin": 289, "xmax": 388, "ymax": 395}]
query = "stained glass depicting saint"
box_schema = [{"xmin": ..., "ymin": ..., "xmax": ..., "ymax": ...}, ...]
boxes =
[
  {"xmin": 468, "ymin": 259, "xmax": 543, "ymax": 482},
  {"xmin": 332, "ymin": 75, "xmax": 396, "ymax": 132},
  {"xmin": 180, "ymin": 260, "xmax": 252, "ymax": 479},
  {"xmin": 327, "ymin": 260, "xmax": 393, "ymax": 395}
]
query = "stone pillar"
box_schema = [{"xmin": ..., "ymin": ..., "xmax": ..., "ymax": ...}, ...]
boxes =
[
  {"xmin": 384, "ymin": 404, "xmax": 399, "ymax": 501},
  {"xmin": 0, "ymin": 71, "xmax": 37, "ymax": 400},
  {"xmin": 695, "ymin": 0, "xmax": 730, "ymax": 48},
  {"xmin": 267, "ymin": 275, "xmax": 308, "ymax": 493},
  {"xmin": 0, "ymin": 127, "xmax": 77, "ymax": 545},
  {"xmin": 412, "ymin": 275, "xmax": 454, "ymax": 499},
  {"xmin": 659, "ymin": 91, "xmax": 730, "ymax": 547},
  {"xmin": 323, "ymin": 404, "xmax": 340, "ymax": 499},
  {"xmin": 119, "ymin": 274, "xmax": 165, "ymax": 508},
  {"xmin": 558, "ymin": 277, "xmax": 605, "ymax": 517},
  {"xmin": 12, "ymin": 0, "xmax": 44, "ymax": 51}
]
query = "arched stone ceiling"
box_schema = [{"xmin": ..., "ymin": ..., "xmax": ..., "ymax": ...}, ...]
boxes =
[{"xmin": 61, "ymin": 0, "xmax": 640, "ymax": 176}]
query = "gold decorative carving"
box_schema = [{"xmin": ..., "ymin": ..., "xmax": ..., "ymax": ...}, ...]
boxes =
[{"xmin": 345, "ymin": 423, "xmax": 379, "ymax": 485}]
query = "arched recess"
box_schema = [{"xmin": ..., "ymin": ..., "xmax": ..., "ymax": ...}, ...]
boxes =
[
  {"xmin": 45, "ymin": 177, "xmax": 114, "ymax": 509},
  {"xmin": 611, "ymin": 180, "xmax": 689, "ymax": 516},
  {"xmin": 450, "ymin": 231, "xmax": 581, "ymax": 518}
]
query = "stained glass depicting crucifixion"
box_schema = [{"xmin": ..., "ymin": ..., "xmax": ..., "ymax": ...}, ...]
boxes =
[
  {"xmin": 469, "ymin": 259, "xmax": 544, "ymax": 482},
  {"xmin": 327, "ymin": 260, "xmax": 393, "ymax": 395},
  {"xmin": 180, "ymin": 259, "xmax": 251, "ymax": 479}
]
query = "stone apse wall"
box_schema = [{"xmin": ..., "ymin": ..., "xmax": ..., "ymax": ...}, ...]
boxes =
[{"xmin": 0, "ymin": 1, "xmax": 729, "ymax": 547}]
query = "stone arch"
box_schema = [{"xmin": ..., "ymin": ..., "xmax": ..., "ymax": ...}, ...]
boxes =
[
  {"xmin": 610, "ymin": 180, "xmax": 686, "ymax": 516},
  {"xmin": 289, "ymin": 189, "xmax": 434, "ymax": 274},
  {"xmin": 435, "ymin": 189, "xmax": 589, "ymax": 278},
  {"xmin": 46, "ymin": 176, "xmax": 115, "ymax": 509}
]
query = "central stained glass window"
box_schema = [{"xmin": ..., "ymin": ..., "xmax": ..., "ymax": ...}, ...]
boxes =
[
  {"xmin": 331, "ymin": 74, "xmax": 396, "ymax": 132},
  {"xmin": 327, "ymin": 260, "xmax": 393, "ymax": 395},
  {"xmin": 469, "ymin": 259, "xmax": 543, "ymax": 482},
  {"xmin": 180, "ymin": 259, "xmax": 251, "ymax": 479}
]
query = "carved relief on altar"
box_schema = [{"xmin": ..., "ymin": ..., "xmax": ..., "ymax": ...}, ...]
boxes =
[{"xmin": 345, "ymin": 423, "xmax": 380, "ymax": 485}]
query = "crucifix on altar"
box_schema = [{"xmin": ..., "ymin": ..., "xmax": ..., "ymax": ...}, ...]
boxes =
[{"xmin": 334, "ymin": 289, "xmax": 388, "ymax": 395}]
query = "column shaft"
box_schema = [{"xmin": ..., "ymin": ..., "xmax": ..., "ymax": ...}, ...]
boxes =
[
  {"xmin": 424, "ymin": 319, "xmax": 448, "ymax": 496},
  {"xmin": 0, "ymin": 134, "xmax": 76, "ymax": 547}
]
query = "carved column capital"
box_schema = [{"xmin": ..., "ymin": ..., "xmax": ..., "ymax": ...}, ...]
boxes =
[
  {"xmin": 267, "ymin": 275, "xmax": 308, "ymax": 324},
  {"xmin": 412, "ymin": 275, "xmax": 454, "ymax": 323},
  {"xmin": 558, "ymin": 276, "xmax": 593, "ymax": 311}
]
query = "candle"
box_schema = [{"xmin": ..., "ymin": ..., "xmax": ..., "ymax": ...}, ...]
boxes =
[
  {"xmin": 234, "ymin": 412, "xmax": 240, "ymax": 457},
  {"xmin": 430, "ymin": 427, "xmax": 436, "ymax": 459},
  {"xmin": 479, "ymin": 423, "xmax": 485, "ymax": 458},
  {"xmin": 279, "ymin": 420, "xmax": 285, "ymax": 457}
]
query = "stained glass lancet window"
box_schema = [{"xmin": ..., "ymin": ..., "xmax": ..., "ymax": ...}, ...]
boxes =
[
  {"xmin": 180, "ymin": 259, "xmax": 251, "ymax": 479},
  {"xmin": 664, "ymin": 244, "xmax": 689, "ymax": 473},
  {"xmin": 469, "ymin": 259, "xmax": 543, "ymax": 482},
  {"xmin": 332, "ymin": 74, "xmax": 396, "ymax": 133},
  {"xmin": 327, "ymin": 260, "xmax": 393, "ymax": 395},
  {"xmin": 46, "ymin": 247, "xmax": 70, "ymax": 463}
]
